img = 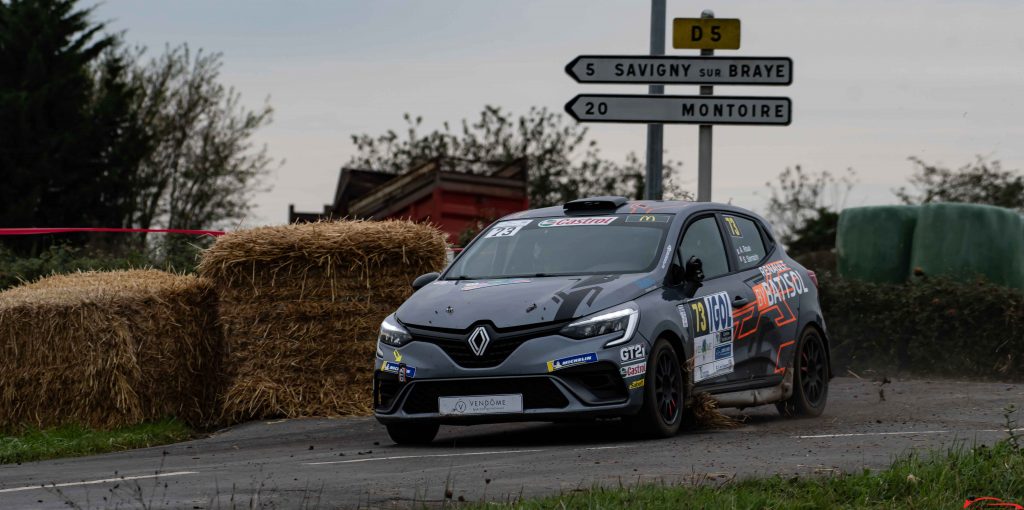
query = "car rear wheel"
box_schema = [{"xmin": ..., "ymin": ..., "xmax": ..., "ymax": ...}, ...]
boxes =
[
  {"xmin": 626, "ymin": 338, "xmax": 683, "ymax": 438},
  {"xmin": 385, "ymin": 422, "xmax": 439, "ymax": 445},
  {"xmin": 777, "ymin": 328, "xmax": 829, "ymax": 417}
]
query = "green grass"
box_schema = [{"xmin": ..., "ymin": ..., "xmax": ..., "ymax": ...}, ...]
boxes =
[
  {"xmin": 466, "ymin": 439, "xmax": 1024, "ymax": 509},
  {"xmin": 0, "ymin": 419, "xmax": 193, "ymax": 464}
]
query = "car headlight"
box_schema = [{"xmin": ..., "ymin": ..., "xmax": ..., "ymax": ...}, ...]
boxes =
[
  {"xmin": 378, "ymin": 315, "xmax": 412, "ymax": 347},
  {"xmin": 560, "ymin": 304, "xmax": 639, "ymax": 346}
]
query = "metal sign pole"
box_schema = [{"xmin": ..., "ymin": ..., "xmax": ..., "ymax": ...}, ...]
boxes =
[
  {"xmin": 697, "ymin": 9, "xmax": 714, "ymax": 202},
  {"xmin": 644, "ymin": 0, "xmax": 666, "ymax": 200}
]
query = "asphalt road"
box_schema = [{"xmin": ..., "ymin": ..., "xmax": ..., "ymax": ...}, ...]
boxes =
[{"xmin": 1, "ymin": 377, "xmax": 1021, "ymax": 509}]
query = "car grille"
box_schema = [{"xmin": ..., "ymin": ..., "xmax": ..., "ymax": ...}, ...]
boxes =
[
  {"xmin": 405, "ymin": 321, "xmax": 566, "ymax": 368},
  {"xmin": 402, "ymin": 377, "xmax": 569, "ymax": 414}
]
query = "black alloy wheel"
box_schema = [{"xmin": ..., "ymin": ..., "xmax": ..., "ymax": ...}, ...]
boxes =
[
  {"xmin": 627, "ymin": 338, "xmax": 684, "ymax": 438},
  {"xmin": 655, "ymin": 348, "xmax": 682, "ymax": 424},
  {"xmin": 777, "ymin": 328, "xmax": 829, "ymax": 417}
]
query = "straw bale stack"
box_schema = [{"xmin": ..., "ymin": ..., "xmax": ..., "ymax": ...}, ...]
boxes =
[
  {"xmin": 198, "ymin": 220, "xmax": 447, "ymax": 423},
  {"xmin": 0, "ymin": 270, "xmax": 222, "ymax": 431}
]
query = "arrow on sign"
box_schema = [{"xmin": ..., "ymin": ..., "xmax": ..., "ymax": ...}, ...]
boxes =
[
  {"xmin": 564, "ymin": 94, "xmax": 792, "ymax": 126},
  {"xmin": 565, "ymin": 56, "xmax": 792, "ymax": 86}
]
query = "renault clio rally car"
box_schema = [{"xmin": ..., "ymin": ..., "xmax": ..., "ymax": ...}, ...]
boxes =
[{"xmin": 373, "ymin": 196, "xmax": 831, "ymax": 444}]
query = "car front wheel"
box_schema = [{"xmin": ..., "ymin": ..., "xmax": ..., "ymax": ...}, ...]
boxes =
[
  {"xmin": 777, "ymin": 328, "xmax": 829, "ymax": 417},
  {"xmin": 626, "ymin": 338, "xmax": 684, "ymax": 438}
]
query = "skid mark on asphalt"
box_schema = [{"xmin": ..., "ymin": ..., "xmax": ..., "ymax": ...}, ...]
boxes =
[
  {"xmin": 794, "ymin": 427, "xmax": 1024, "ymax": 439},
  {"xmin": 304, "ymin": 449, "xmax": 545, "ymax": 465},
  {"xmin": 0, "ymin": 471, "xmax": 198, "ymax": 494},
  {"xmin": 304, "ymin": 444, "xmax": 640, "ymax": 466}
]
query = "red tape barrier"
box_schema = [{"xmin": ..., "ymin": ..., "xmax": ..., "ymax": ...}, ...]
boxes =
[{"xmin": 0, "ymin": 227, "xmax": 225, "ymax": 236}]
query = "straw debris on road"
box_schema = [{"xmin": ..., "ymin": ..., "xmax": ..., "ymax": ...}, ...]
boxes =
[
  {"xmin": 198, "ymin": 219, "xmax": 447, "ymax": 424},
  {"xmin": 0, "ymin": 270, "xmax": 222, "ymax": 431}
]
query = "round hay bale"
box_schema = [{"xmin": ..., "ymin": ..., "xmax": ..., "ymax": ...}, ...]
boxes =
[
  {"xmin": 0, "ymin": 270, "xmax": 222, "ymax": 431},
  {"xmin": 198, "ymin": 220, "xmax": 447, "ymax": 424}
]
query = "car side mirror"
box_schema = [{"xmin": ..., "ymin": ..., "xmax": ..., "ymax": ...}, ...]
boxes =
[
  {"xmin": 411, "ymin": 272, "xmax": 440, "ymax": 290},
  {"xmin": 681, "ymin": 256, "xmax": 704, "ymax": 298},
  {"xmin": 684, "ymin": 256, "xmax": 705, "ymax": 284}
]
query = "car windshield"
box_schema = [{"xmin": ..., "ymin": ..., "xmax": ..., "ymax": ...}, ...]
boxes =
[{"xmin": 446, "ymin": 214, "xmax": 673, "ymax": 279}]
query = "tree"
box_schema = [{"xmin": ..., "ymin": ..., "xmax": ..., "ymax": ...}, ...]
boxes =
[
  {"xmin": 894, "ymin": 156, "xmax": 1024, "ymax": 211},
  {"xmin": 0, "ymin": 0, "xmax": 274, "ymax": 262},
  {"xmin": 130, "ymin": 46, "xmax": 273, "ymax": 246},
  {"xmin": 0, "ymin": 0, "xmax": 119, "ymax": 253},
  {"xmin": 348, "ymin": 106, "xmax": 690, "ymax": 207},
  {"xmin": 762, "ymin": 165, "xmax": 856, "ymax": 256}
]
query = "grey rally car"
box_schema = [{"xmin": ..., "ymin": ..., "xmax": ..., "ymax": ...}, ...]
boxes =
[{"xmin": 373, "ymin": 196, "xmax": 831, "ymax": 444}]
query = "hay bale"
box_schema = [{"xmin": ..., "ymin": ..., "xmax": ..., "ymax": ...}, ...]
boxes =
[
  {"xmin": 0, "ymin": 270, "xmax": 222, "ymax": 431},
  {"xmin": 198, "ymin": 220, "xmax": 447, "ymax": 423},
  {"xmin": 691, "ymin": 392, "xmax": 741, "ymax": 429}
]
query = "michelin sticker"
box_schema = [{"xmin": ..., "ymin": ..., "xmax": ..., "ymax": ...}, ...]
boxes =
[
  {"xmin": 547, "ymin": 352, "xmax": 598, "ymax": 372},
  {"xmin": 484, "ymin": 219, "xmax": 532, "ymax": 238},
  {"xmin": 685, "ymin": 291, "xmax": 735, "ymax": 382},
  {"xmin": 381, "ymin": 361, "xmax": 416, "ymax": 380},
  {"xmin": 628, "ymin": 379, "xmax": 645, "ymax": 390}
]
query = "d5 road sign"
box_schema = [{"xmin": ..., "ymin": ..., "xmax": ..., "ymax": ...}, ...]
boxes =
[
  {"xmin": 565, "ymin": 94, "xmax": 791, "ymax": 126},
  {"xmin": 673, "ymin": 18, "xmax": 741, "ymax": 50},
  {"xmin": 565, "ymin": 56, "xmax": 792, "ymax": 85}
]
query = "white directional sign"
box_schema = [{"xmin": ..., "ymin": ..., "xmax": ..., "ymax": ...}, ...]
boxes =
[
  {"xmin": 564, "ymin": 94, "xmax": 791, "ymax": 126},
  {"xmin": 565, "ymin": 56, "xmax": 792, "ymax": 85}
]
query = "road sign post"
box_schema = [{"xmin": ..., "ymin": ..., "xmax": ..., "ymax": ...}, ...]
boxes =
[
  {"xmin": 697, "ymin": 10, "xmax": 715, "ymax": 202},
  {"xmin": 565, "ymin": 8, "xmax": 791, "ymax": 203},
  {"xmin": 645, "ymin": 0, "xmax": 666, "ymax": 200}
]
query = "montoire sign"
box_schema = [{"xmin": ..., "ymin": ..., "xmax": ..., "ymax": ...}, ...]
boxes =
[{"xmin": 564, "ymin": 94, "xmax": 791, "ymax": 126}]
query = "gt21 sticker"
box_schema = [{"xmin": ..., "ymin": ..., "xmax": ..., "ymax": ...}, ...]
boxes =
[
  {"xmin": 685, "ymin": 291, "xmax": 735, "ymax": 383},
  {"xmin": 547, "ymin": 352, "xmax": 598, "ymax": 372},
  {"xmin": 484, "ymin": 219, "xmax": 531, "ymax": 238},
  {"xmin": 620, "ymin": 344, "xmax": 646, "ymax": 363}
]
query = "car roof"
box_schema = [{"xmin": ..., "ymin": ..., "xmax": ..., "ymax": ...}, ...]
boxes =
[{"xmin": 503, "ymin": 199, "xmax": 757, "ymax": 220}]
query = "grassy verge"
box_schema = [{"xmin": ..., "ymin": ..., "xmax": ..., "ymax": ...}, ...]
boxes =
[
  {"xmin": 0, "ymin": 418, "xmax": 193, "ymax": 464},
  {"xmin": 468, "ymin": 438, "xmax": 1024, "ymax": 509}
]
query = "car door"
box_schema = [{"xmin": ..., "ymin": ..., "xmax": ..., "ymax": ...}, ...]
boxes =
[
  {"xmin": 669, "ymin": 214, "xmax": 751, "ymax": 387},
  {"xmin": 718, "ymin": 213, "xmax": 803, "ymax": 383}
]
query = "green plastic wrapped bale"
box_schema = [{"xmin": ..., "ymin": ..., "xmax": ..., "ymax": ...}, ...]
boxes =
[
  {"xmin": 837, "ymin": 205, "xmax": 919, "ymax": 283},
  {"xmin": 910, "ymin": 203, "xmax": 1024, "ymax": 289}
]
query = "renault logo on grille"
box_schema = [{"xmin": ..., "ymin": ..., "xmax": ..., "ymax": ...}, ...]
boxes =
[{"xmin": 467, "ymin": 326, "xmax": 490, "ymax": 356}]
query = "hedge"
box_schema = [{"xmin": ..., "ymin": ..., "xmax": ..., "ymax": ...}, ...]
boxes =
[{"xmin": 819, "ymin": 274, "xmax": 1024, "ymax": 380}]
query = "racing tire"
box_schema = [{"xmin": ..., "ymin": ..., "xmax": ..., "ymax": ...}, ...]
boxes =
[
  {"xmin": 385, "ymin": 422, "xmax": 439, "ymax": 445},
  {"xmin": 626, "ymin": 338, "xmax": 684, "ymax": 438},
  {"xmin": 776, "ymin": 328, "xmax": 829, "ymax": 418}
]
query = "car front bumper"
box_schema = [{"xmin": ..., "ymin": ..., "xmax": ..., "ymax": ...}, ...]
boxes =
[{"xmin": 372, "ymin": 330, "xmax": 650, "ymax": 425}]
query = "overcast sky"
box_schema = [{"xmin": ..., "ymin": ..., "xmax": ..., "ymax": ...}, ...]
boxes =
[{"xmin": 93, "ymin": 0, "xmax": 1024, "ymax": 226}]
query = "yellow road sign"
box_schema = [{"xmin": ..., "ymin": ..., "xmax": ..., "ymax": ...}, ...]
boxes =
[{"xmin": 673, "ymin": 18, "xmax": 741, "ymax": 50}]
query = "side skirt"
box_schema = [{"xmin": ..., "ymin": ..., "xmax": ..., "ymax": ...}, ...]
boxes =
[{"xmin": 707, "ymin": 369, "xmax": 794, "ymax": 409}]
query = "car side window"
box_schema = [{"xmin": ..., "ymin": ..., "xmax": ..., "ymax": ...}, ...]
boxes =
[
  {"xmin": 679, "ymin": 216, "xmax": 729, "ymax": 279},
  {"xmin": 722, "ymin": 214, "xmax": 767, "ymax": 270}
]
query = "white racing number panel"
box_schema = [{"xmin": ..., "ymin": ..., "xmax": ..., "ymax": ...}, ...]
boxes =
[
  {"xmin": 438, "ymin": 394, "xmax": 524, "ymax": 416},
  {"xmin": 484, "ymin": 220, "xmax": 532, "ymax": 238},
  {"xmin": 680, "ymin": 291, "xmax": 735, "ymax": 383}
]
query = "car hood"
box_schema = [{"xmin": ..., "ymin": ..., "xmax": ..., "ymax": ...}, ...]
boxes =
[{"xmin": 395, "ymin": 273, "xmax": 661, "ymax": 330}]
